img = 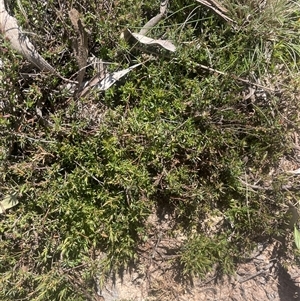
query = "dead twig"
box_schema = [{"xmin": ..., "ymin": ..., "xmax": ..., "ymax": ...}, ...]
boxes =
[
  {"xmin": 0, "ymin": 0, "xmax": 76, "ymax": 83},
  {"xmin": 238, "ymin": 262, "xmax": 274, "ymax": 283},
  {"xmin": 68, "ymin": 8, "xmax": 89, "ymax": 91},
  {"xmin": 195, "ymin": 63, "xmax": 276, "ymax": 92},
  {"xmin": 195, "ymin": 0, "xmax": 235, "ymax": 23}
]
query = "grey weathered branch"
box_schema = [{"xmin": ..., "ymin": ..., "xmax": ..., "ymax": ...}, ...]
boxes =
[
  {"xmin": 0, "ymin": 0, "xmax": 55, "ymax": 72},
  {"xmin": 0, "ymin": 0, "xmax": 76, "ymax": 83}
]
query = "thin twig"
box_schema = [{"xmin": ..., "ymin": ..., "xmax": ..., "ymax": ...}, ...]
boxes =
[
  {"xmin": 12, "ymin": 133, "xmax": 56, "ymax": 144},
  {"xmin": 195, "ymin": 0, "xmax": 235, "ymax": 23},
  {"xmin": 196, "ymin": 63, "xmax": 276, "ymax": 92},
  {"xmin": 74, "ymin": 160, "xmax": 104, "ymax": 186},
  {"xmin": 238, "ymin": 262, "xmax": 274, "ymax": 283}
]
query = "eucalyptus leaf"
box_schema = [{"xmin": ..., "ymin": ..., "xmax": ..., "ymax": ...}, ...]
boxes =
[
  {"xmin": 122, "ymin": 29, "xmax": 176, "ymax": 52},
  {"xmin": 0, "ymin": 194, "xmax": 19, "ymax": 214},
  {"xmin": 96, "ymin": 63, "xmax": 142, "ymax": 91}
]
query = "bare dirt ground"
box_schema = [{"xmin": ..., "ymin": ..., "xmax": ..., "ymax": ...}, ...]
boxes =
[{"xmin": 99, "ymin": 214, "xmax": 300, "ymax": 301}]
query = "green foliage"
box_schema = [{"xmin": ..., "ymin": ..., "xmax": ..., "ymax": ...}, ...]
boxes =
[
  {"xmin": 294, "ymin": 225, "xmax": 300, "ymax": 250},
  {"xmin": 1, "ymin": 0, "xmax": 300, "ymax": 299},
  {"xmin": 180, "ymin": 234, "xmax": 235, "ymax": 277}
]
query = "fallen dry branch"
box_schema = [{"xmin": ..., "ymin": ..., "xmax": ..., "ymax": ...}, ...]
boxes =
[
  {"xmin": 0, "ymin": 0, "xmax": 76, "ymax": 83},
  {"xmin": 0, "ymin": 0, "xmax": 55, "ymax": 72},
  {"xmin": 195, "ymin": 0, "xmax": 235, "ymax": 23},
  {"xmin": 68, "ymin": 8, "xmax": 89, "ymax": 90}
]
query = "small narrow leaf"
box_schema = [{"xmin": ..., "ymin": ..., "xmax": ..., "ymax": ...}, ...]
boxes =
[{"xmin": 294, "ymin": 225, "xmax": 300, "ymax": 250}]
